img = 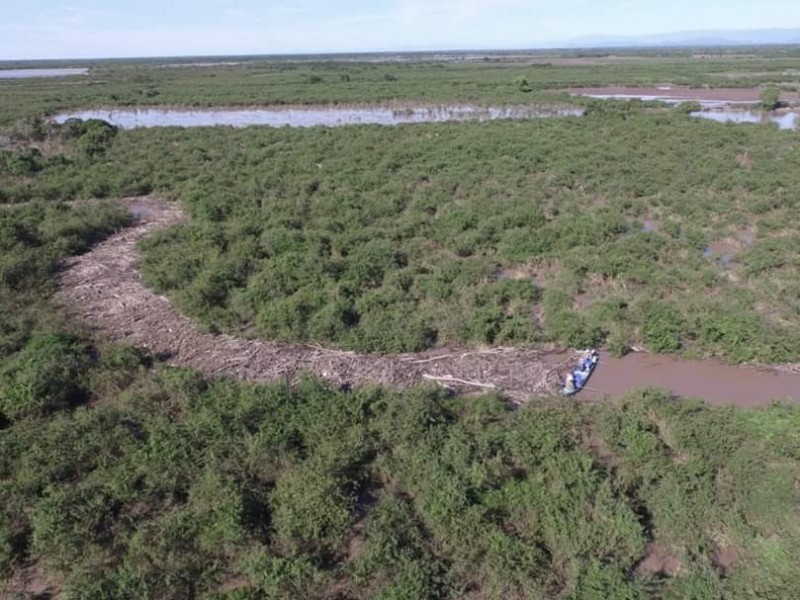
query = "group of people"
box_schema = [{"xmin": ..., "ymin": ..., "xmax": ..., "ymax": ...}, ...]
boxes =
[{"xmin": 563, "ymin": 349, "xmax": 598, "ymax": 395}]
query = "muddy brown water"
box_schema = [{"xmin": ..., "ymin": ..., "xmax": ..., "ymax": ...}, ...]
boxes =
[
  {"xmin": 55, "ymin": 197, "xmax": 800, "ymax": 407},
  {"xmin": 584, "ymin": 352, "xmax": 800, "ymax": 407},
  {"xmin": 51, "ymin": 105, "xmax": 584, "ymax": 129}
]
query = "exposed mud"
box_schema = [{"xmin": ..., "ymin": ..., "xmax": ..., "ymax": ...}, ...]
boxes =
[
  {"xmin": 642, "ymin": 219, "xmax": 660, "ymax": 233},
  {"xmin": 1, "ymin": 562, "xmax": 62, "ymax": 599},
  {"xmin": 713, "ymin": 544, "xmax": 740, "ymax": 577},
  {"xmin": 704, "ymin": 238, "xmax": 742, "ymax": 268},
  {"xmin": 635, "ymin": 543, "xmax": 682, "ymax": 577},
  {"xmin": 55, "ymin": 197, "xmax": 800, "ymax": 406}
]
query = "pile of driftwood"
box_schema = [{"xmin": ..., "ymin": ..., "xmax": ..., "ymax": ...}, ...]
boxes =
[{"xmin": 57, "ymin": 197, "xmax": 571, "ymax": 401}]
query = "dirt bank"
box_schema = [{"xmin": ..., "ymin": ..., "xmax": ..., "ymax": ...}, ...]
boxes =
[{"xmin": 56, "ymin": 197, "xmax": 800, "ymax": 406}]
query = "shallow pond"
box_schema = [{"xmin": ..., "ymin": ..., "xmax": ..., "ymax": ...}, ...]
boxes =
[
  {"xmin": 0, "ymin": 68, "xmax": 89, "ymax": 79},
  {"xmin": 579, "ymin": 94, "xmax": 756, "ymax": 108},
  {"xmin": 565, "ymin": 86, "xmax": 800, "ymax": 108},
  {"xmin": 51, "ymin": 105, "xmax": 584, "ymax": 129},
  {"xmin": 691, "ymin": 110, "xmax": 799, "ymax": 130}
]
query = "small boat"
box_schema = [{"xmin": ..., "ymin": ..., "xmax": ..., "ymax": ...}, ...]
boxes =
[{"xmin": 562, "ymin": 349, "xmax": 599, "ymax": 396}]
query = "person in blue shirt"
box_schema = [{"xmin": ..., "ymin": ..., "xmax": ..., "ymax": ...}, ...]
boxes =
[{"xmin": 579, "ymin": 350, "xmax": 596, "ymax": 371}]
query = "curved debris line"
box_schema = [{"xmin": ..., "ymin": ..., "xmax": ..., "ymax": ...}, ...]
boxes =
[
  {"xmin": 56, "ymin": 197, "xmax": 563, "ymax": 401},
  {"xmin": 56, "ymin": 197, "xmax": 800, "ymax": 406}
]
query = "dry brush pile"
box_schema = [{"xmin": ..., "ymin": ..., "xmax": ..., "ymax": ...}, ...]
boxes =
[{"xmin": 57, "ymin": 197, "xmax": 567, "ymax": 401}]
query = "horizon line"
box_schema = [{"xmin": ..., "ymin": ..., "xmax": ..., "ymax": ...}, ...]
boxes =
[{"xmin": 2, "ymin": 36, "xmax": 800, "ymax": 64}]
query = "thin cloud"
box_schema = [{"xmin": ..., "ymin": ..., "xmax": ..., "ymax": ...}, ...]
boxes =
[{"xmin": 2, "ymin": 0, "xmax": 800, "ymax": 59}]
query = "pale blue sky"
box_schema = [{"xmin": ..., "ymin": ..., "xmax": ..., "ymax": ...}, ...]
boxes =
[{"xmin": 2, "ymin": 1, "xmax": 799, "ymax": 60}]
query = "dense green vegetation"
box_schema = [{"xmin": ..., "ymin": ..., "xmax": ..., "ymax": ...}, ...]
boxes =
[
  {"xmin": 760, "ymin": 86, "xmax": 782, "ymax": 110},
  {"xmin": 2, "ymin": 50, "xmax": 800, "ymax": 597},
  {"xmin": 0, "ymin": 201, "xmax": 130, "ymax": 359},
  {"xmin": 6, "ymin": 104, "xmax": 800, "ymax": 360},
  {"xmin": 4, "ymin": 369, "xmax": 800, "ymax": 598}
]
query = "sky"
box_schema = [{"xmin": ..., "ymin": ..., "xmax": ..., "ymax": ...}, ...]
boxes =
[{"xmin": 2, "ymin": 0, "xmax": 800, "ymax": 60}]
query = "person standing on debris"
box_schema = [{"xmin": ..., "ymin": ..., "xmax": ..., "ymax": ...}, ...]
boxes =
[{"xmin": 564, "ymin": 372, "xmax": 577, "ymax": 394}]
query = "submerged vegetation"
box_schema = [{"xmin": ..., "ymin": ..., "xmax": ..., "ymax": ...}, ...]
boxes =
[{"xmin": 2, "ymin": 48, "xmax": 800, "ymax": 597}]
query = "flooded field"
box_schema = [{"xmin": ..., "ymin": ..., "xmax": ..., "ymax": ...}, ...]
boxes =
[
  {"xmin": 0, "ymin": 68, "xmax": 89, "ymax": 79},
  {"xmin": 691, "ymin": 109, "xmax": 799, "ymax": 130},
  {"xmin": 51, "ymin": 104, "xmax": 584, "ymax": 129},
  {"xmin": 584, "ymin": 351, "xmax": 800, "ymax": 407},
  {"xmin": 566, "ymin": 86, "xmax": 800, "ymax": 107}
]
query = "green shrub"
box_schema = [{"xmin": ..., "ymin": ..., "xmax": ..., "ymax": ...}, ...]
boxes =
[
  {"xmin": 240, "ymin": 549, "xmax": 319, "ymax": 598},
  {"xmin": 641, "ymin": 301, "xmax": 683, "ymax": 353},
  {"xmin": 547, "ymin": 310, "xmax": 606, "ymax": 348},
  {"xmin": 514, "ymin": 75, "xmax": 533, "ymax": 93},
  {"xmin": 0, "ymin": 333, "xmax": 92, "ymax": 420},
  {"xmin": 1, "ymin": 148, "xmax": 42, "ymax": 176},
  {"xmin": 675, "ymin": 101, "xmax": 702, "ymax": 114},
  {"xmin": 760, "ymin": 86, "xmax": 781, "ymax": 110},
  {"xmin": 271, "ymin": 467, "xmax": 353, "ymax": 553},
  {"xmin": 75, "ymin": 119, "xmax": 118, "ymax": 158},
  {"xmin": 11, "ymin": 116, "xmax": 47, "ymax": 142},
  {"xmin": 741, "ymin": 238, "xmax": 798, "ymax": 275},
  {"xmin": 607, "ymin": 325, "xmax": 633, "ymax": 357}
]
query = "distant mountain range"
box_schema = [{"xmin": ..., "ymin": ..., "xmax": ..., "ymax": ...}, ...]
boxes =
[{"xmin": 559, "ymin": 28, "xmax": 800, "ymax": 49}]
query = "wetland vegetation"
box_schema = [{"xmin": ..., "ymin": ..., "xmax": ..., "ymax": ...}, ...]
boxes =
[
  {"xmin": 4, "ymin": 104, "xmax": 800, "ymax": 361},
  {"xmin": 2, "ymin": 47, "xmax": 800, "ymax": 598}
]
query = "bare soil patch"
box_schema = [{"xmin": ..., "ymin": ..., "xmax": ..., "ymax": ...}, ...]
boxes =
[
  {"xmin": 635, "ymin": 543, "xmax": 682, "ymax": 577},
  {"xmin": 713, "ymin": 544, "xmax": 741, "ymax": 577},
  {"xmin": 1, "ymin": 562, "xmax": 62, "ymax": 599},
  {"xmin": 217, "ymin": 576, "xmax": 250, "ymax": 594},
  {"xmin": 642, "ymin": 219, "xmax": 660, "ymax": 233},
  {"xmin": 736, "ymin": 152, "xmax": 754, "ymax": 170},
  {"xmin": 490, "ymin": 266, "xmax": 532, "ymax": 281}
]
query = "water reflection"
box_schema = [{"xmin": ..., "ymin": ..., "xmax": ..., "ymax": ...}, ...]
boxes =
[
  {"xmin": 581, "ymin": 93, "xmax": 749, "ymax": 108},
  {"xmin": 52, "ymin": 105, "xmax": 585, "ymax": 129},
  {"xmin": 0, "ymin": 68, "xmax": 89, "ymax": 79},
  {"xmin": 691, "ymin": 110, "xmax": 799, "ymax": 130}
]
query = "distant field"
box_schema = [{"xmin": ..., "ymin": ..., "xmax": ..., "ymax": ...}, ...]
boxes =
[{"xmin": 1, "ymin": 47, "xmax": 800, "ymax": 124}]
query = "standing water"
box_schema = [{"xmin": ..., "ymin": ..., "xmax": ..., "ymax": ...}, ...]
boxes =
[
  {"xmin": 0, "ymin": 68, "xmax": 89, "ymax": 79},
  {"xmin": 582, "ymin": 351, "xmax": 800, "ymax": 407},
  {"xmin": 51, "ymin": 105, "xmax": 585, "ymax": 129},
  {"xmin": 690, "ymin": 110, "xmax": 800, "ymax": 130}
]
